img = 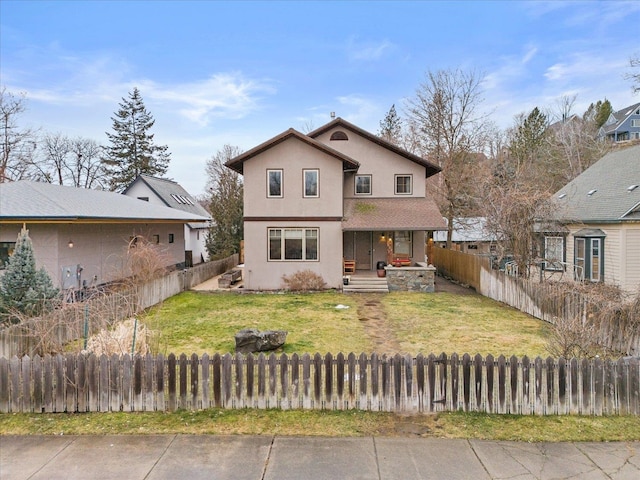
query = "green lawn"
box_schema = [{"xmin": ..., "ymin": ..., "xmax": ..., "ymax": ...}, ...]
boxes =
[{"xmin": 142, "ymin": 290, "xmax": 552, "ymax": 358}]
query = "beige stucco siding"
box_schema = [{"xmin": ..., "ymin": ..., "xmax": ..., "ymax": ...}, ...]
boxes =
[
  {"xmin": 313, "ymin": 128, "xmax": 426, "ymax": 198},
  {"xmin": 243, "ymin": 221, "xmax": 343, "ymax": 290},
  {"xmin": 0, "ymin": 223, "xmax": 185, "ymax": 289},
  {"xmin": 243, "ymin": 138, "xmax": 344, "ymax": 218}
]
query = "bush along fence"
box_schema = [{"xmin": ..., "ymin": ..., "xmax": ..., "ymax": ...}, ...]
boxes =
[
  {"xmin": 1, "ymin": 352, "xmax": 638, "ymax": 416},
  {"xmin": 0, "ymin": 254, "xmax": 239, "ymax": 359}
]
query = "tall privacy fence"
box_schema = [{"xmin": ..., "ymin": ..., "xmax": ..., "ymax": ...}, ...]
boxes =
[
  {"xmin": 431, "ymin": 248, "xmax": 640, "ymax": 356},
  {"xmin": 0, "ymin": 255, "xmax": 238, "ymax": 358},
  {"xmin": 1, "ymin": 352, "xmax": 638, "ymax": 415}
]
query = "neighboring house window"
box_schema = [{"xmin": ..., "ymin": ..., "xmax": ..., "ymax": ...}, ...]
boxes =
[
  {"xmin": 0, "ymin": 242, "xmax": 16, "ymax": 269},
  {"xmin": 544, "ymin": 236, "xmax": 564, "ymax": 271},
  {"xmin": 330, "ymin": 131, "xmax": 348, "ymax": 141},
  {"xmin": 303, "ymin": 169, "xmax": 319, "ymax": 197},
  {"xmin": 152, "ymin": 234, "xmax": 160, "ymax": 244},
  {"xmin": 169, "ymin": 233, "xmax": 175, "ymax": 244},
  {"xmin": 394, "ymin": 231, "xmax": 412, "ymax": 255},
  {"xmin": 395, "ymin": 175, "xmax": 412, "ymax": 195},
  {"xmin": 355, "ymin": 175, "xmax": 372, "ymax": 195},
  {"xmin": 268, "ymin": 228, "xmax": 319, "ymax": 261},
  {"xmin": 267, "ymin": 169, "xmax": 283, "ymax": 198},
  {"xmin": 574, "ymin": 235, "xmax": 604, "ymax": 282},
  {"xmin": 631, "ymin": 119, "xmax": 640, "ymax": 127}
]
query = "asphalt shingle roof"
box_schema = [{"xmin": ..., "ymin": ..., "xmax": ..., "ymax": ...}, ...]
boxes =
[
  {"xmin": 554, "ymin": 145, "xmax": 640, "ymax": 222},
  {"xmin": 0, "ymin": 181, "xmax": 210, "ymax": 223},
  {"xmin": 343, "ymin": 198, "xmax": 446, "ymax": 231}
]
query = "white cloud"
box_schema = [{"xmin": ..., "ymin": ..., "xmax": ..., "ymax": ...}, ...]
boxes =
[{"xmin": 346, "ymin": 36, "xmax": 395, "ymax": 62}]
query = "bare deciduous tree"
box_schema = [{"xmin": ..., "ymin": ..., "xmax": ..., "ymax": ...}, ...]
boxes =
[
  {"xmin": 0, "ymin": 87, "xmax": 38, "ymax": 182},
  {"xmin": 406, "ymin": 68, "xmax": 491, "ymax": 247}
]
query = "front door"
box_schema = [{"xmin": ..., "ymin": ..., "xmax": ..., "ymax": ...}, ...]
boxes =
[{"xmin": 355, "ymin": 231, "xmax": 372, "ymax": 270}]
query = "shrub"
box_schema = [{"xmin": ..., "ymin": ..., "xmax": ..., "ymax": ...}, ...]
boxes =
[{"xmin": 281, "ymin": 270, "xmax": 327, "ymax": 292}]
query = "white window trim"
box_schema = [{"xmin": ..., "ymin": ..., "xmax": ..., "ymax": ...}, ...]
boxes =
[
  {"xmin": 267, "ymin": 169, "xmax": 283, "ymax": 198},
  {"xmin": 544, "ymin": 236, "xmax": 564, "ymax": 271},
  {"xmin": 394, "ymin": 174, "xmax": 412, "ymax": 195},
  {"xmin": 303, "ymin": 169, "xmax": 319, "ymax": 198}
]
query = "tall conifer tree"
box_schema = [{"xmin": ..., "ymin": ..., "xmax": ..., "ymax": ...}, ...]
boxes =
[{"xmin": 102, "ymin": 88, "xmax": 170, "ymax": 191}]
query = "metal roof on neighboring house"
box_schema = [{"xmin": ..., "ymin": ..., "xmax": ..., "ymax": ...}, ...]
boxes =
[
  {"xmin": 432, "ymin": 217, "xmax": 497, "ymax": 242},
  {"xmin": 0, "ymin": 181, "xmax": 210, "ymax": 223},
  {"xmin": 123, "ymin": 175, "xmax": 211, "ymax": 229},
  {"xmin": 554, "ymin": 144, "xmax": 640, "ymax": 223},
  {"xmin": 342, "ymin": 198, "xmax": 446, "ymax": 231}
]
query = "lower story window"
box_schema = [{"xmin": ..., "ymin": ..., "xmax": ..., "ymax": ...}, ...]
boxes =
[
  {"xmin": 0, "ymin": 242, "xmax": 16, "ymax": 269},
  {"xmin": 574, "ymin": 236, "xmax": 604, "ymax": 282},
  {"xmin": 393, "ymin": 231, "xmax": 412, "ymax": 255},
  {"xmin": 269, "ymin": 228, "xmax": 319, "ymax": 261},
  {"xmin": 544, "ymin": 236, "xmax": 564, "ymax": 271}
]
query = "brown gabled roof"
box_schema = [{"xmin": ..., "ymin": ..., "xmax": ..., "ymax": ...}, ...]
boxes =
[
  {"xmin": 343, "ymin": 198, "xmax": 447, "ymax": 231},
  {"xmin": 308, "ymin": 117, "xmax": 442, "ymax": 178},
  {"xmin": 225, "ymin": 128, "xmax": 360, "ymax": 174}
]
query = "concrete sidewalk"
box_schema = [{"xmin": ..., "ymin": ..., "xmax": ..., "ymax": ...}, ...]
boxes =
[{"xmin": 2, "ymin": 435, "xmax": 638, "ymax": 480}]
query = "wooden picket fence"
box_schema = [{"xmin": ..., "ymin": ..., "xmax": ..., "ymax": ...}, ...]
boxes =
[{"xmin": 1, "ymin": 352, "xmax": 638, "ymax": 415}]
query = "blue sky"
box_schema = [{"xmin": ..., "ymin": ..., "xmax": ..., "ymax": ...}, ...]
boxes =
[{"xmin": 2, "ymin": 0, "xmax": 639, "ymax": 195}]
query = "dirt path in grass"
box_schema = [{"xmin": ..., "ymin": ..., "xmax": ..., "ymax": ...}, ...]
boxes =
[{"xmin": 355, "ymin": 294, "xmax": 403, "ymax": 355}]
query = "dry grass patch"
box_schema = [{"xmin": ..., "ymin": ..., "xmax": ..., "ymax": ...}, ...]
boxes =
[{"xmin": 383, "ymin": 292, "xmax": 551, "ymax": 357}]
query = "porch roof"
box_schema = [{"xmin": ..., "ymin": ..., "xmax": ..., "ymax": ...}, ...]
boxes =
[{"xmin": 343, "ymin": 198, "xmax": 447, "ymax": 231}]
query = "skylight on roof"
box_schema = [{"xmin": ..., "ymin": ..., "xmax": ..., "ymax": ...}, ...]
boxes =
[
  {"xmin": 628, "ymin": 185, "xmax": 639, "ymax": 192},
  {"xmin": 558, "ymin": 193, "xmax": 566, "ymax": 199},
  {"xmin": 587, "ymin": 189, "xmax": 597, "ymax": 196}
]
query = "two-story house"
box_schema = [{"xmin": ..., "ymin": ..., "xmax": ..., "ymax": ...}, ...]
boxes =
[
  {"xmin": 599, "ymin": 102, "xmax": 640, "ymax": 143},
  {"xmin": 225, "ymin": 117, "xmax": 446, "ymax": 290},
  {"xmin": 123, "ymin": 175, "xmax": 211, "ymax": 266}
]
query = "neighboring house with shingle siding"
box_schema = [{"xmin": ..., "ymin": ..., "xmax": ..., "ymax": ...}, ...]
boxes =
[
  {"xmin": 599, "ymin": 102, "xmax": 640, "ymax": 143},
  {"xmin": 225, "ymin": 117, "xmax": 446, "ymax": 290},
  {"xmin": 123, "ymin": 175, "xmax": 211, "ymax": 266},
  {"xmin": 545, "ymin": 145, "xmax": 640, "ymax": 293},
  {"xmin": 0, "ymin": 181, "xmax": 208, "ymax": 290}
]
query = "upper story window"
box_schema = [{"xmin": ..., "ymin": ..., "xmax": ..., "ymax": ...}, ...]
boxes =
[
  {"xmin": 395, "ymin": 174, "xmax": 412, "ymax": 195},
  {"xmin": 355, "ymin": 175, "xmax": 372, "ymax": 195},
  {"xmin": 267, "ymin": 169, "xmax": 283, "ymax": 198},
  {"xmin": 330, "ymin": 131, "xmax": 348, "ymax": 141},
  {"xmin": 631, "ymin": 119, "xmax": 640, "ymax": 127},
  {"xmin": 304, "ymin": 169, "xmax": 319, "ymax": 197}
]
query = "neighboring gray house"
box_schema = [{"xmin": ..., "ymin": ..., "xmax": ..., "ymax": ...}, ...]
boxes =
[
  {"xmin": 599, "ymin": 102, "xmax": 640, "ymax": 143},
  {"xmin": 433, "ymin": 217, "xmax": 497, "ymax": 254},
  {"xmin": 225, "ymin": 117, "xmax": 446, "ymax": 290},
  {"xmin": 0, "ymin": 181, "xmax": 208, "ymax": 290},
  {"xmin": 123, "ymin": 175, "xmax": 211, "ymax": 266},
  {"xmin": 547, "ymin": 145, "xmax": 640, "ymax": 292}
]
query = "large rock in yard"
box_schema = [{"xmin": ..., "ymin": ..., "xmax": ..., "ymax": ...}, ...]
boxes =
[{"xmin": 235, "ymin": 329, "xmax": 287, "ymax": 354}]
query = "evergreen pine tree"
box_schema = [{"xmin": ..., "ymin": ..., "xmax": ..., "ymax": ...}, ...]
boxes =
[
  {"xmin": 102, "ymin": 87, "xmax": 171, "ymax": 191},
  {"xmin": 378, "ymin": 104, "xmax": 403, "ymax": 145},
  {"xmin": 0, "ymin": 227, "xmax": 58, "ymax": 320},
  {"xmin": 205, "ymin": 145, "xmax": 244, "ymax": 260}
]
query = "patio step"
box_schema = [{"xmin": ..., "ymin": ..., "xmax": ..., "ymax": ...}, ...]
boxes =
[{"xmin": 342, "ymin": 275, "xmax": 389, "ymax": 293}]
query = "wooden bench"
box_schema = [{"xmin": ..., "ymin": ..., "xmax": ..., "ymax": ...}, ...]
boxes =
[{"xmin": 218, "ymin": 269, "xmax": 242, "ymax": 288}]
